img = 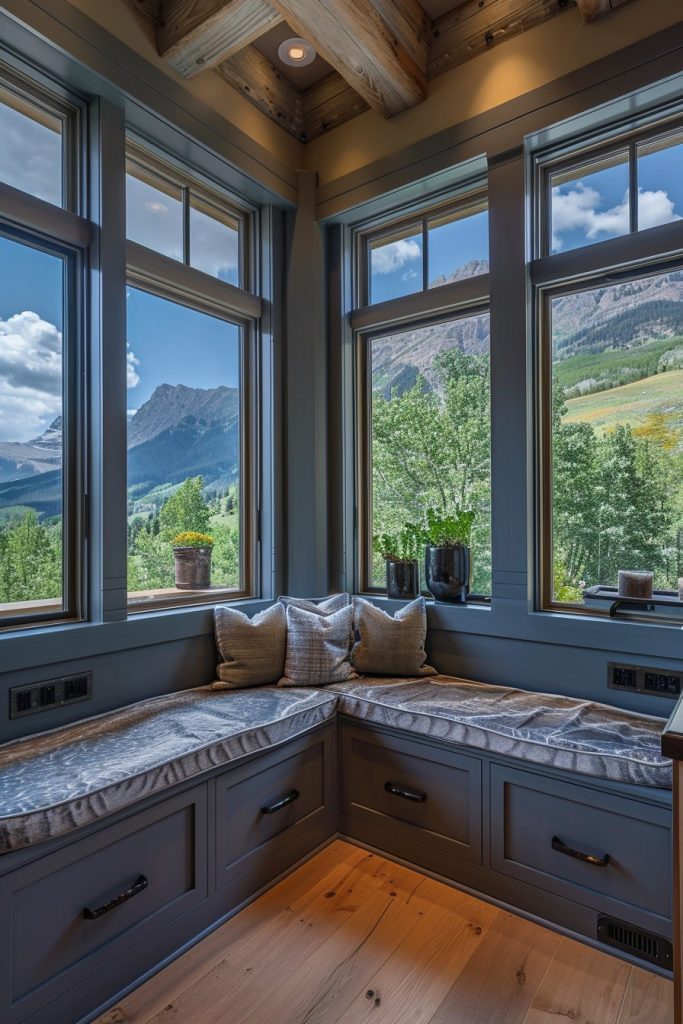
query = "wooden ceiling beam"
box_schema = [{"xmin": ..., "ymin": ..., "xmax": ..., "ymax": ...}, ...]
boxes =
[
  {"xmin": 267, "ymin": 0, "xmax": 430, "ymax": 118},
  {"xmin": 303, "ymin": 73, "xmax": 370, "ymax": 141},
  {"xmin": 215, "ymin": 46, "xmax": 304, "ymax": 138},
  {"xmin": 158, "ymin": 0, "xmax": 284, "ymax": 78},
  {"xmin": 575, "ymin": 0, "xmax": 633, "ymax": 21},
  {"xmin": 429, "ymin": 0, "xmax": 575, "ymax": 80}
]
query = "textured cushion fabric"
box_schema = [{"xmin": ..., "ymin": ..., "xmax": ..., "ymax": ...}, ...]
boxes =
[
  {"xmin": 328, "ymin": 675, "xmax": 671, "ymax": 789},
  {"xmin": 279, "ymin": 594, "xmax": 350, "ymax": 615},
  {"xmin": 0, "ymin": 686, "xmax": 338, "ymax": 853},
  {"xmin": 279, "ymin": 604, "xmax": 356, "ymax": 687},
  {"xmin": 212, "ymin": 603, "xmax": 286, "ymax": 689},
  {"xmin": 351, "ymin": 597, "xmax": 436, "ymax": 677}
]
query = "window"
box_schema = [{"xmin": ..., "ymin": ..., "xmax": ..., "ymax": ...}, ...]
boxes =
[
  {"xmin": 126, "ymin": 142, "xmax": 257, "ymax": 609},
  {"xmin": 545, "ymin": 128, "xmax": 683, "ymax": 256},
  {"xmin": 0, "ymin": 81, "xmax": 64, "ymax": 207},
  {"xmin": 367, "ymin": 313, "xmax": 491, "ymax": 594},
  {"xmin": 0, "ymin": 76, "xmax": 84, "ymax": 629},
  {"xmin": 355, "ymin": 187, "xmax": 491, "ymax": 599},
  {"xmin": 365, "ymin": 195, "xmax": 488, "ymax": 306},
  {"xmin": 535, "ymin": 124, "xmax": 683, "ymax": 617},
  {"xmin": 126, "ymin": 143, "xmax": 244, "ymax": 288}
]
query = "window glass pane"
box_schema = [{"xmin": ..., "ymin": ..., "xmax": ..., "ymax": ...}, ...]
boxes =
[
  {"xmin": 369, "ymin": 226, "xmax": 423, "ymax": 304},
  {"xmin": 550, "ymin": 268, "xmax": 683, "ymax": 604},
  {"xmin": 0, "ymin": 87, "xmax": 62, "ymax": 206},
  {"xmin": 189, "ymin": 194, "xmax": 240, "ymax": 286},
  {"xmin": 637, "ymin": 132, "xmax": 683, "ymax": 231},
  {"xmin": 370, "ymin": 313, "xmax": 491, "ymax": 594},
  {"xmin": 550, "ymin": 151, "xmax": 630, "ymax": 254},
  {"xmin": 126, "ymin": 288, "xmax": 241, "ymax": 602},
  {"xmin": 126, "ymin": 161, "xmax": 184, "ymax": 262},
  {"xmin": 0, "ymin": 234, "xmax": 65, "ymax": 617},
  {"xmin": 428, "ymin": 204, "xmax": 489, "ymax": 286}
]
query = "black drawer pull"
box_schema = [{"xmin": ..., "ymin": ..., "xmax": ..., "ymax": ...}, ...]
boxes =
[
  {"xmin": 552, "ymin": 835, "xmax": 610, "ymax": 868},
  {"xmin": 83, "ymin": 874, "xmax": 148, "ymax": 920},
  {"xmin": 261, "ymin": 788, "xmax": 300, "ymax": 814},
  {"xmin": 385, "ymin": 781, "xmax": 427, "ymax": 803}
]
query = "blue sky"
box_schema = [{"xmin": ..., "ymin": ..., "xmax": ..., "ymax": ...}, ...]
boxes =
[
  {"xmin": 1, "ymin": 91, "xmax": 682, "ymax": 443},
  {"xmin": 126, "ymin": 288, "xmax": 240, "ymax": 413},
  {"xmin": 369, "ymin": 209, "xmax": 490, "ymax": 305}
]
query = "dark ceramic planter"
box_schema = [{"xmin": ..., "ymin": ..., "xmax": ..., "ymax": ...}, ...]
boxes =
[
  {"xmin": 386, "ymin": 559, "xmax": 419, "ymax": 600},
  {"xmin": 173, "ymin": 546, "xmax": 212, "ymax": 589},
  {"xmin": 425, "ymin": 544, "xmax": 471, "ymax": 603}
]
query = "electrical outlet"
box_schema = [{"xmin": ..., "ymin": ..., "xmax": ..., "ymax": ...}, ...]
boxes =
[
  {"xmin": 608, "ymin": 662, "xmax": 682, "ymax": 699},
  {"xmin": 10, "ymin": 672, "xmax": 93, "ymax": 719}
]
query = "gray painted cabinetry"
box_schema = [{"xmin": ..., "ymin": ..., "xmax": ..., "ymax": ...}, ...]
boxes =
[
  {"xmin": 339, "ymin": 719, "xmax": 672, "ymax": 968},
  {"xmin": 0, "ymin": 723, "xmax": 337, "ymax": 1024}
]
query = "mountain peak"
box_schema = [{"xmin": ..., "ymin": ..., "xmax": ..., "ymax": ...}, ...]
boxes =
[{"xmin": 128, "ymin": 382, "xmax": 239, "ymax": 449}]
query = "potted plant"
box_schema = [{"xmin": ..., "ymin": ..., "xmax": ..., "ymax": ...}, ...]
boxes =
[
  {"xmin": 374, "ymin": 526, "xmax": 421, "ymax": 600},
  {"xmin": 172, "ymin": 532, "xmax": 214, "ymax": 590},
  {"xmin": 422, "ymin": 506, "xmax": 474, "ymax": 604}
]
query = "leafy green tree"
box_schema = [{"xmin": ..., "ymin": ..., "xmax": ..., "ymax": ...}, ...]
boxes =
[
  {"xmin": 0, "ymin": 510, "xmax": 62, "ymax": 603},
  {"xmin": 372, "ymin": 349, "xmax": 491, "ymax": 592},
  {"xmin": 159, "ymin": 476, "xmax": 211, "ymax": 541}
]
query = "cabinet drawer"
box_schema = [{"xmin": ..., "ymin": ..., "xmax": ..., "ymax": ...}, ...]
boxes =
[
  {"xmin": 216, "ymin": 729, "xmax": 332, "ymax": 887},
  {"xmin": 491, "ymin": 765, "xmax": 671, "ymax": 922},
  {"xmin": 341, "ymin": 725, "xmax": 482, "ymax": 864},
  {"xmin": 5, "ymin": 785, "xmax": 207, "ymax": 1015}
]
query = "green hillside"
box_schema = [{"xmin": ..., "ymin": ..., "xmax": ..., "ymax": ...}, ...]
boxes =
[
  {"xmin": 555, "ymin": 335, "xmax": 683, "ymax": 395},
  {"xmin": 564, "ymin": 368, "xmax": 683, "ymax": 446}
]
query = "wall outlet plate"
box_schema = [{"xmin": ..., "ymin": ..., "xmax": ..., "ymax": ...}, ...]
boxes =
[
  {"xmin": 9, "ymin": 672, "xmax": 93, "ymax": 719},
  {"xmin": 608, "ymin": 662, "xmax": 682, "ymax": 699}
]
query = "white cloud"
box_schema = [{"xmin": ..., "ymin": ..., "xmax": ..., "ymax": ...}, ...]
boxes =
[
  {"xmin": 0, "ymin": 103, "xmax": 61, "ymax": 205},
  {"xmin": 126, "ymin": 344, "xmax": 140, "ymax": 389},
  {"xmin": 552, "ymin": 184, "xmax": 681, "ymax": 251},
  {"xmin": 0, "ymin": 311, "xmax": 62, "ymax": 441},
  {"xmin": 126, "ymin": 176, "xmax": 239, "ymax": 282},
  {"xmin": 372, "ymin": 238, "xmax": 421, "ymax": 275}
]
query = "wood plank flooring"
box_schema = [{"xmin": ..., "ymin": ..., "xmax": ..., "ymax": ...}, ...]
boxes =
[{"xmin": 95, "ymin": 840, "xmax": 674, "ymax": 1024}]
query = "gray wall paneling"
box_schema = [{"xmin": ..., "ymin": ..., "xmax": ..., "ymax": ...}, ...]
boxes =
[{"xmin": 283, "ymin": 171, "xmax": 330, "ymax": 596}]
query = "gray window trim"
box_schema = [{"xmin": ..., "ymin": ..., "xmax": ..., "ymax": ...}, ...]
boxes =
[
  {"xmin": 531, "ymin": 112, "xmax": 683, "ymax": 625},
  {"xmin": 349, "ymin": 181, "xmax": 492, "ymax": 598}
]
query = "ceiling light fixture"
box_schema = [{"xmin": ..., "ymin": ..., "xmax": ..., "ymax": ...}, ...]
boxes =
[{"xmin": 278, "ymin": 37, "xmax": 316, "ymax": 68}]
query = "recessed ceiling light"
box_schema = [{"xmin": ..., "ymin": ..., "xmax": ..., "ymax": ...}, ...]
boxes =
[{"xmin": 278, "ymin": 37, "xmax": 316, "ymax": 68}]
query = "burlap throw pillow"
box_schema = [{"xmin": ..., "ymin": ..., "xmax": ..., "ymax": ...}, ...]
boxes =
[
  {"xmin": 279, "ymin": 603, "xmax": 356, "ymax": 686},
  {"xmin": 212, "ymin": 603, "xmax": 287, "ymax": 689},
  {"xmin": 278, "ymin": 593, "xmax": 350, "ymax": 615},
  {"xmin": 351, "ymin": 597, "xmax": 436, "ymax": 677}
]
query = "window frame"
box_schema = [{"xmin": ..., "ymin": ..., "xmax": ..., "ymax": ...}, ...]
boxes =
[
  {"xmin": 124, "ymin": 141, "xmax": 262, "ymax": 613},
  {"xmin": 0, "ymin": 66, "xmax": 88, "ymax": 633},
  {"xmin": 351, "ymin": 184, "xmax": 491, "ymax": 599},
  {"xmin": 532, "ymin": 119, "xmax": 683, "ymax": 623},
  {"xmin": 126, "ymin": 138, "xmax": 253, "ymax": 293},
  {"xmin": 356, "ymin": 186, "xmax": 488, "ymax": 309}
]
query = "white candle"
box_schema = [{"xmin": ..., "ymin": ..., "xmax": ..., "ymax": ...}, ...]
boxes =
[{"xmin": 618, "ymin": 570, "xmax": 654, "ymax": 599}]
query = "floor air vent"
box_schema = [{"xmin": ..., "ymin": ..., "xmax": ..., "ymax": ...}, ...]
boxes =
[{"xmin": 597, "ymin": 915, "xmax": 673, "ymax": 969}]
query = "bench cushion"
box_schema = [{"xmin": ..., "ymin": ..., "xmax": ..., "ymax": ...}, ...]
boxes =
[
  {"xmin": 0, "ymin": 686, "xmax": 338, "ymax": 854},
  {"xmin": 330, "ymin": 675, "xmax": 671, "ymax": 789}
]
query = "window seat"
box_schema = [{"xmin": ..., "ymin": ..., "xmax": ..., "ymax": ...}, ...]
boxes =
[
  {"xmin": 329, "ymin": 675, "xmax": 671, "ymax": 790},
  {"xmin": 0, "ymin": 686, "xmax": 338, "ymax": 854},
  {"xmin": 0, "ymin": 673, "xmax": 670, "ymax": 855}
]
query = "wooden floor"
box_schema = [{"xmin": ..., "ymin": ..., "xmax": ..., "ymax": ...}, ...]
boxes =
[{"xmin": 95, "ymin": 840, "xmax": 674, "ymax": 1024}]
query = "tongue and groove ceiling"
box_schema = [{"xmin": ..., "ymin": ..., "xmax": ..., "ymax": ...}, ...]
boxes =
[{"xmin": 125, "ymin": 0, "xmax": 637, "ymax": 141}]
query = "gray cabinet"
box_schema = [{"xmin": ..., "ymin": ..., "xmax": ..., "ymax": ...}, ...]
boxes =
[
  {"xmin": 490, "ymin": 764, "xmax": 671, "ymax": 927},
  {"xmin": 341, "ymin": 723, "xmax": 482, "ymax": 864},
  {"xmin": 0, "ymin": 721, "xmax": 337, "ymax": 1024},
  {"xmin": 1, "ymin": 785, "xmax": 208, "ymax": 1024},
  {"xmin": 215, "ymin": 725, "xmax": 337, "ymax": 904}
]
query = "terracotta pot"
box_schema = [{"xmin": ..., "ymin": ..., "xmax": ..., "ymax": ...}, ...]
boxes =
[{"xmin": 173, "ymin": 546, "xmax": 212, "ymax": 589}]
